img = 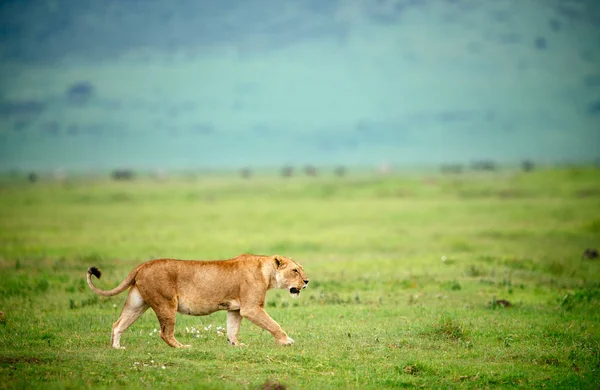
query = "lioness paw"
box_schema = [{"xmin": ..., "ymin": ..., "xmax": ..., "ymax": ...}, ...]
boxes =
[
  {"xmin": 228, "ymin": 339, "xmax": 246, "ymax": 347},
  {"xmin": 278, "ymin": 337, "xmax": 294, "ymax": 346}
]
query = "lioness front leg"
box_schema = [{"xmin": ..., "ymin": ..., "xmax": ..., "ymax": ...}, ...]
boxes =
[
  {"xmin": 226, "ymin": 310, "xmax": 244, "ymax": 346},
  {"xmin": 240, "ymin": 307, "xmax": 294, "ymax": 345}
]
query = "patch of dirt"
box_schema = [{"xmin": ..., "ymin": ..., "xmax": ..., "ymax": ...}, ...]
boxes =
[
  {"xmin": 261, "ymin": 379, "xmax": 286, "ymax": 390},
  {"xmin": 0, "ymin": 356, "xmax": 45, "ymax": 365}
]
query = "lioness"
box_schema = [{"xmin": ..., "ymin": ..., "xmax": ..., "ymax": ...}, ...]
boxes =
[{"xmin": 86, "ymin": 254, "xmax": 309, "ymax": 349}]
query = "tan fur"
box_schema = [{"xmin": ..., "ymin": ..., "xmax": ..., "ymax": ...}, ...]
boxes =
[{"xmin": 86, "ymin": 254, "xmax": 309, "ymax": 349}]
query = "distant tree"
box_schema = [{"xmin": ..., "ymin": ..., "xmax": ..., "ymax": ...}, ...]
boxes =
[
  {"xmin": 521, "ymin": 160, "xmax": 535, "ymax": 172},
  {"xmin": 304, "ymin": 165, "xmax": 317, "ymax": 177},
  {"xmin": 111, "ymin": 169, "xmax": 134, "ymax": 181},
  {"xmin": 28, "ymin": 172, "xmax": 38, "ymax": 183},
  {"xmin": 334, "ymin": 166, "xmax": 347, "ymax": 177},
  {"xmin": 281, "ymin": 166, "xmax": 294, "ymax": 178},
  {"xmin": 534, "ymin": 37, "xmax": 547, "ymax": 50},
  {"xmin": 440, "ymin": 164, "xmax": 463, "ymax": 174},
  {"xmin": 0, "ymin": 100, "xmax": 45, "ymax": 118},
  {"xmin": 240, "ymin": 167, "xmax": 252, "ymax": 179},
  {"xmin": 67, "ymin": 81, "xmax": 94, "ymax": 105},
  {"xmin": 471, "ymin": 160, "xmax": 496, "ymax": 171}
]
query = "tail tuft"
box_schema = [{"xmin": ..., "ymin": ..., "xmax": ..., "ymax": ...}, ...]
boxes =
[{"xmin": 88, "ymin": 266, "xmax": 101, "ymax": 279}]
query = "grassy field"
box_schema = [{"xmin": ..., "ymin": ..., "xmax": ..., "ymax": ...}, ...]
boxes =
[{"xmin": 1, "ymin": 167, "xmax": 599, "ymax": 389}]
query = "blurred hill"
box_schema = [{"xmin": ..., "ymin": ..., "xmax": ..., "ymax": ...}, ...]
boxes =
[{"xmin": 0, "ymin": 0, "xmax": 599, "ymax": 171}]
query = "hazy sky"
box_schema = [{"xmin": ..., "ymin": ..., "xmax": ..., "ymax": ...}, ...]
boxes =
[{"xmin": 0, "ymin": 0, "xmax": 599, "ymax": 170}]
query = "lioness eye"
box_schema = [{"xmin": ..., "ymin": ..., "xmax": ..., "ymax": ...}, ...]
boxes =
[{"xmin": 294, "ymin": 269, "xmax": 299, "ymax": 274}]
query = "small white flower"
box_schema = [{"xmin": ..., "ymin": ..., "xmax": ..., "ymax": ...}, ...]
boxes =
[
  {"xmin": 151, "ymin": 360, "xmax": 154, "ymax": 363},
  {"xmin": 161, "ymin": 366, "xmax": 166, "ymax": 370},
  {"xmin": 133, "ymin": 362, "xmax": 140, "ymax": 365},
  {"xmin": 112, "ymin": 304, "xmax": 117, "ymax": 308},
  {"xmin": 153, "ymin": 329, "xmax": 158, "ymax": 333}
]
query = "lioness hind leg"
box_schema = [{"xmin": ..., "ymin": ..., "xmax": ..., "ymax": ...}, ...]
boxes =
[
  {"xmin": 155, "ymin": 314, "xmax": 189, "ymax": 348},
  {"xmin": 152, "ymin": 299, "xmax": 188, "ymax": 348},
  {"xmin": 111, "ymin": 287, "xmax": 149, "ymax": 349}
]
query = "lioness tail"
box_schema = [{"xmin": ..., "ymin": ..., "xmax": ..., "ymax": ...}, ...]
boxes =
[
  {"xmin": 86, "ymin": 266, "xmax": 138, "ymax": 297},
  {"xmin": 88, "ymin": 266, "xmax": 101, "ymax": 279}
]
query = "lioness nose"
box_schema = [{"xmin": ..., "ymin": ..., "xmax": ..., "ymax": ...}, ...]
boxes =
[{"xmin": 304, "ymin": 280, "xmax": 309, "ymax": 285}]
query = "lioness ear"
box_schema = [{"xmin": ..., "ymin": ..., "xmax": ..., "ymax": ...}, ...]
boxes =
[{"xmin": 273, "ymin": 255, "xmax": 284, "ymax": 268}]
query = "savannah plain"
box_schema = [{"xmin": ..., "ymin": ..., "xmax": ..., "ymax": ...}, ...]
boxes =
[{"xmin": 0, "ymin": 166, "xmax": 599, "ymax": 389}]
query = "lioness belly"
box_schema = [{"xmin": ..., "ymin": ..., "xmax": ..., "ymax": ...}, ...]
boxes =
[{"xmin": 177, "ymin": 298, "xmax": 240, "ymax": 315}]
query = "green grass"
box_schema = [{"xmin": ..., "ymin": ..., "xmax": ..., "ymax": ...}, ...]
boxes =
[{"xmin": 1, "ymin": 167, "xmax": 600, "ymax": 389}]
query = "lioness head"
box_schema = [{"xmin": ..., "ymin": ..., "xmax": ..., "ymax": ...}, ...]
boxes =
[{"xmin": 273, "ymin": 255, "xmax": 309, "ymax": 297}]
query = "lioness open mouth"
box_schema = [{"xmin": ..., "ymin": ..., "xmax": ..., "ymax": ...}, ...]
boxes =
[{"xmin": 289, "ymin": 287, "xmax": 300, "ymax": 296}]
